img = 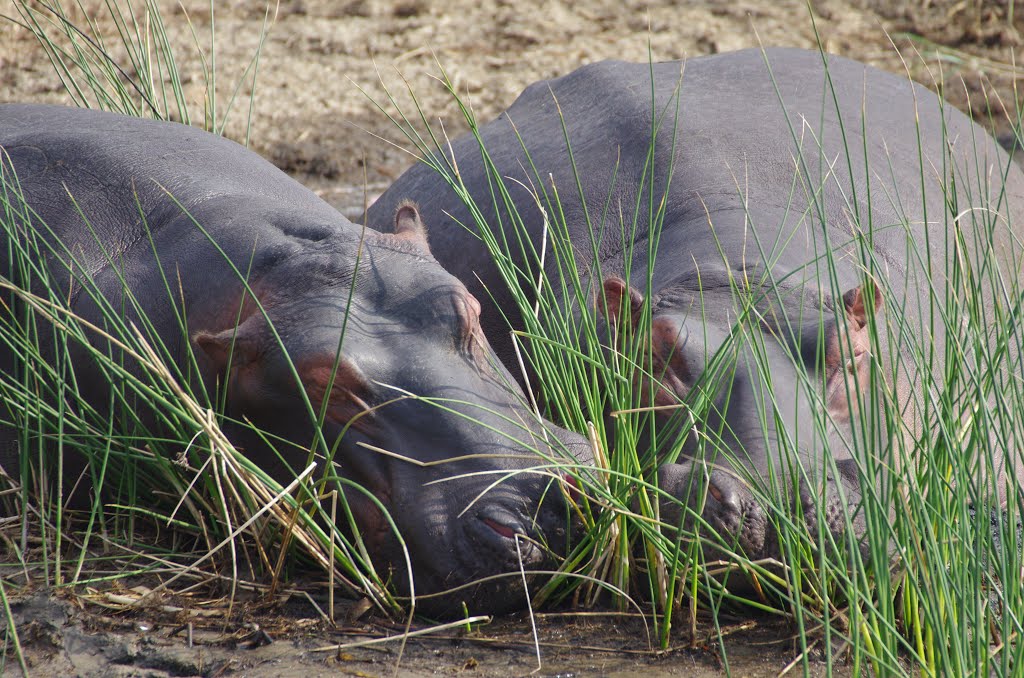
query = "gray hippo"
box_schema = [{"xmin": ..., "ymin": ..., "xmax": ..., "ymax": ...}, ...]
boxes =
[
  {"xmin": 367, "ymin": 48, "xmax": 1024, "ymax": 558},
  {"xmin": 0, "ymin": 104, "xmax": 593, "ymax": 616}
]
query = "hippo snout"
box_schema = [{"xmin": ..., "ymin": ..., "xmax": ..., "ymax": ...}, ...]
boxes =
[
  {"xmin": 658, "ymin": 461, "xmax": 769, "ymax": 557},
  {"xmin": 401, "ymin": 493, "xmax": 568, "ymax": 616}
]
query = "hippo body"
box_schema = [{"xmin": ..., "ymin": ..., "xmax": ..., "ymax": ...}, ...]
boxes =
[
  {"xmin": 0, "ymin": 104, "xmax": 591, "ymax": 615},
  {"xmin": 367, "ymin": 49, "xmax": 1024, "ymax": 555}
]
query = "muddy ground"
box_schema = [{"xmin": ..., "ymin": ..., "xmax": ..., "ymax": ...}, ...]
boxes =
[{"xmin": 0, "ymin": 0, "xmax": 1021, "ymax": 676}]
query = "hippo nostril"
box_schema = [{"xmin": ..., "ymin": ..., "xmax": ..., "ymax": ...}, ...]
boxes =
[
  {"xmin": 477, "ymin": 505, "xmax": 532, "ymax": 542},
  {"xmin": 481, "ymin": 516, "xmax": 519, "ymax": 540},
  {"xmin": 706, "ymin": 473, "xmax": 743, "ymax": 515},
  {"xmin": 465, "ymin": 509, "xmax": 548, "ymax": 570},
  {"xmin": 708, "ymin": 480, "xmax": 739, "ymax": 511}
]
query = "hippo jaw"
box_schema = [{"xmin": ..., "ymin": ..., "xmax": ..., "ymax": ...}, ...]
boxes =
[
  {"xmin": 199, "ymin": 339, "xmax": 579, "ymax": 616},
  {"xmin": 337, "ymin": 454, "xmax": 571, "ymax": 615},
  {"xmin": 268, "ymin": 342, "xmax": 579, "ymax": 615}
]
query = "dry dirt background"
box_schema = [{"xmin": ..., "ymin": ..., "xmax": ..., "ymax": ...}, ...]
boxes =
[
  {"xmin": 3, "ymin": 0, "xmax": 1022, "ymax": 221},
  {"xmin": 0, "ymin": 1, "xmax": 1022, "ymax": 676}
]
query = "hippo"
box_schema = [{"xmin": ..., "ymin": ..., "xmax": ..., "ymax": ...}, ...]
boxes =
[
  {"xmin": 367, "ymin": 48, "xmax": 1024, "ymax": 559},
  {"xmin": 0, "ymin": 103, "xmax": 595, "ymax": 616}
]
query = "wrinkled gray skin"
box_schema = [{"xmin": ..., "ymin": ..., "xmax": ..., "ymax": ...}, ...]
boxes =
[
  {"xmin": 0, "ymin": 104, "xmax": 592, "ymax": 616},
  {"xmin": 367, "ymin": 48, "xmax": 1024, "ymax": 558}
]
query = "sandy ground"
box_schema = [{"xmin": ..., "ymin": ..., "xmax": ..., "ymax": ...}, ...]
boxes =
[
  {"xmin": 3, "ymin": 0, "xmax": 1021, "ymax": 219},
  {"xmin": 0, "ymin": 0, "xmax": 1020, "ymax": 675}
]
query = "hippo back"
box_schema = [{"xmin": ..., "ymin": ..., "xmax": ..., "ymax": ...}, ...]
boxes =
[
  {"xmin": 0, "ymin": 104, "xmax": 372, "ymax": 365},
  {"xmin": 368, "ymin": 48, "xmax": 1024, "ymax": 368},
  {"xmin": 1, "ymin": 104, "xmax": 347, "ymax": 298}
]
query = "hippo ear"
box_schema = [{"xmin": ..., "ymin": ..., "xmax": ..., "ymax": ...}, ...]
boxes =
[
  {"xmin": 823, "ymin": 282, "xmax": 882, "ymax": 418},
  {"xmin": 601, "ymin": 276, "xmax": 645, "ymax": 326},
  {"xmin": 392, "ymin": 200, "xmax": 429, "ymax": 248},
  {"xmin": 193, "ymin": 315, "xmax": 262, "ymax": 373},
  {"xmin": 840, "ymin": 283, "xmax": 882, "ymax": 330}
]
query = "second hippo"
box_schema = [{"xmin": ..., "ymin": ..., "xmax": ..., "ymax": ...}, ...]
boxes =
[{"xmin": 367, "ymin": 48, "xmax": 1024, "ymax": 558}]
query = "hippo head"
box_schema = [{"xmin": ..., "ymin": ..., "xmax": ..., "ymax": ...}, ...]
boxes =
[
  {"xmin": 601, "ymin": 274, "xmax": 884, "ymax": 559},
  {"xmin": 192, "ymin": 204, "xmax": 587, "ymax": 615}
]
